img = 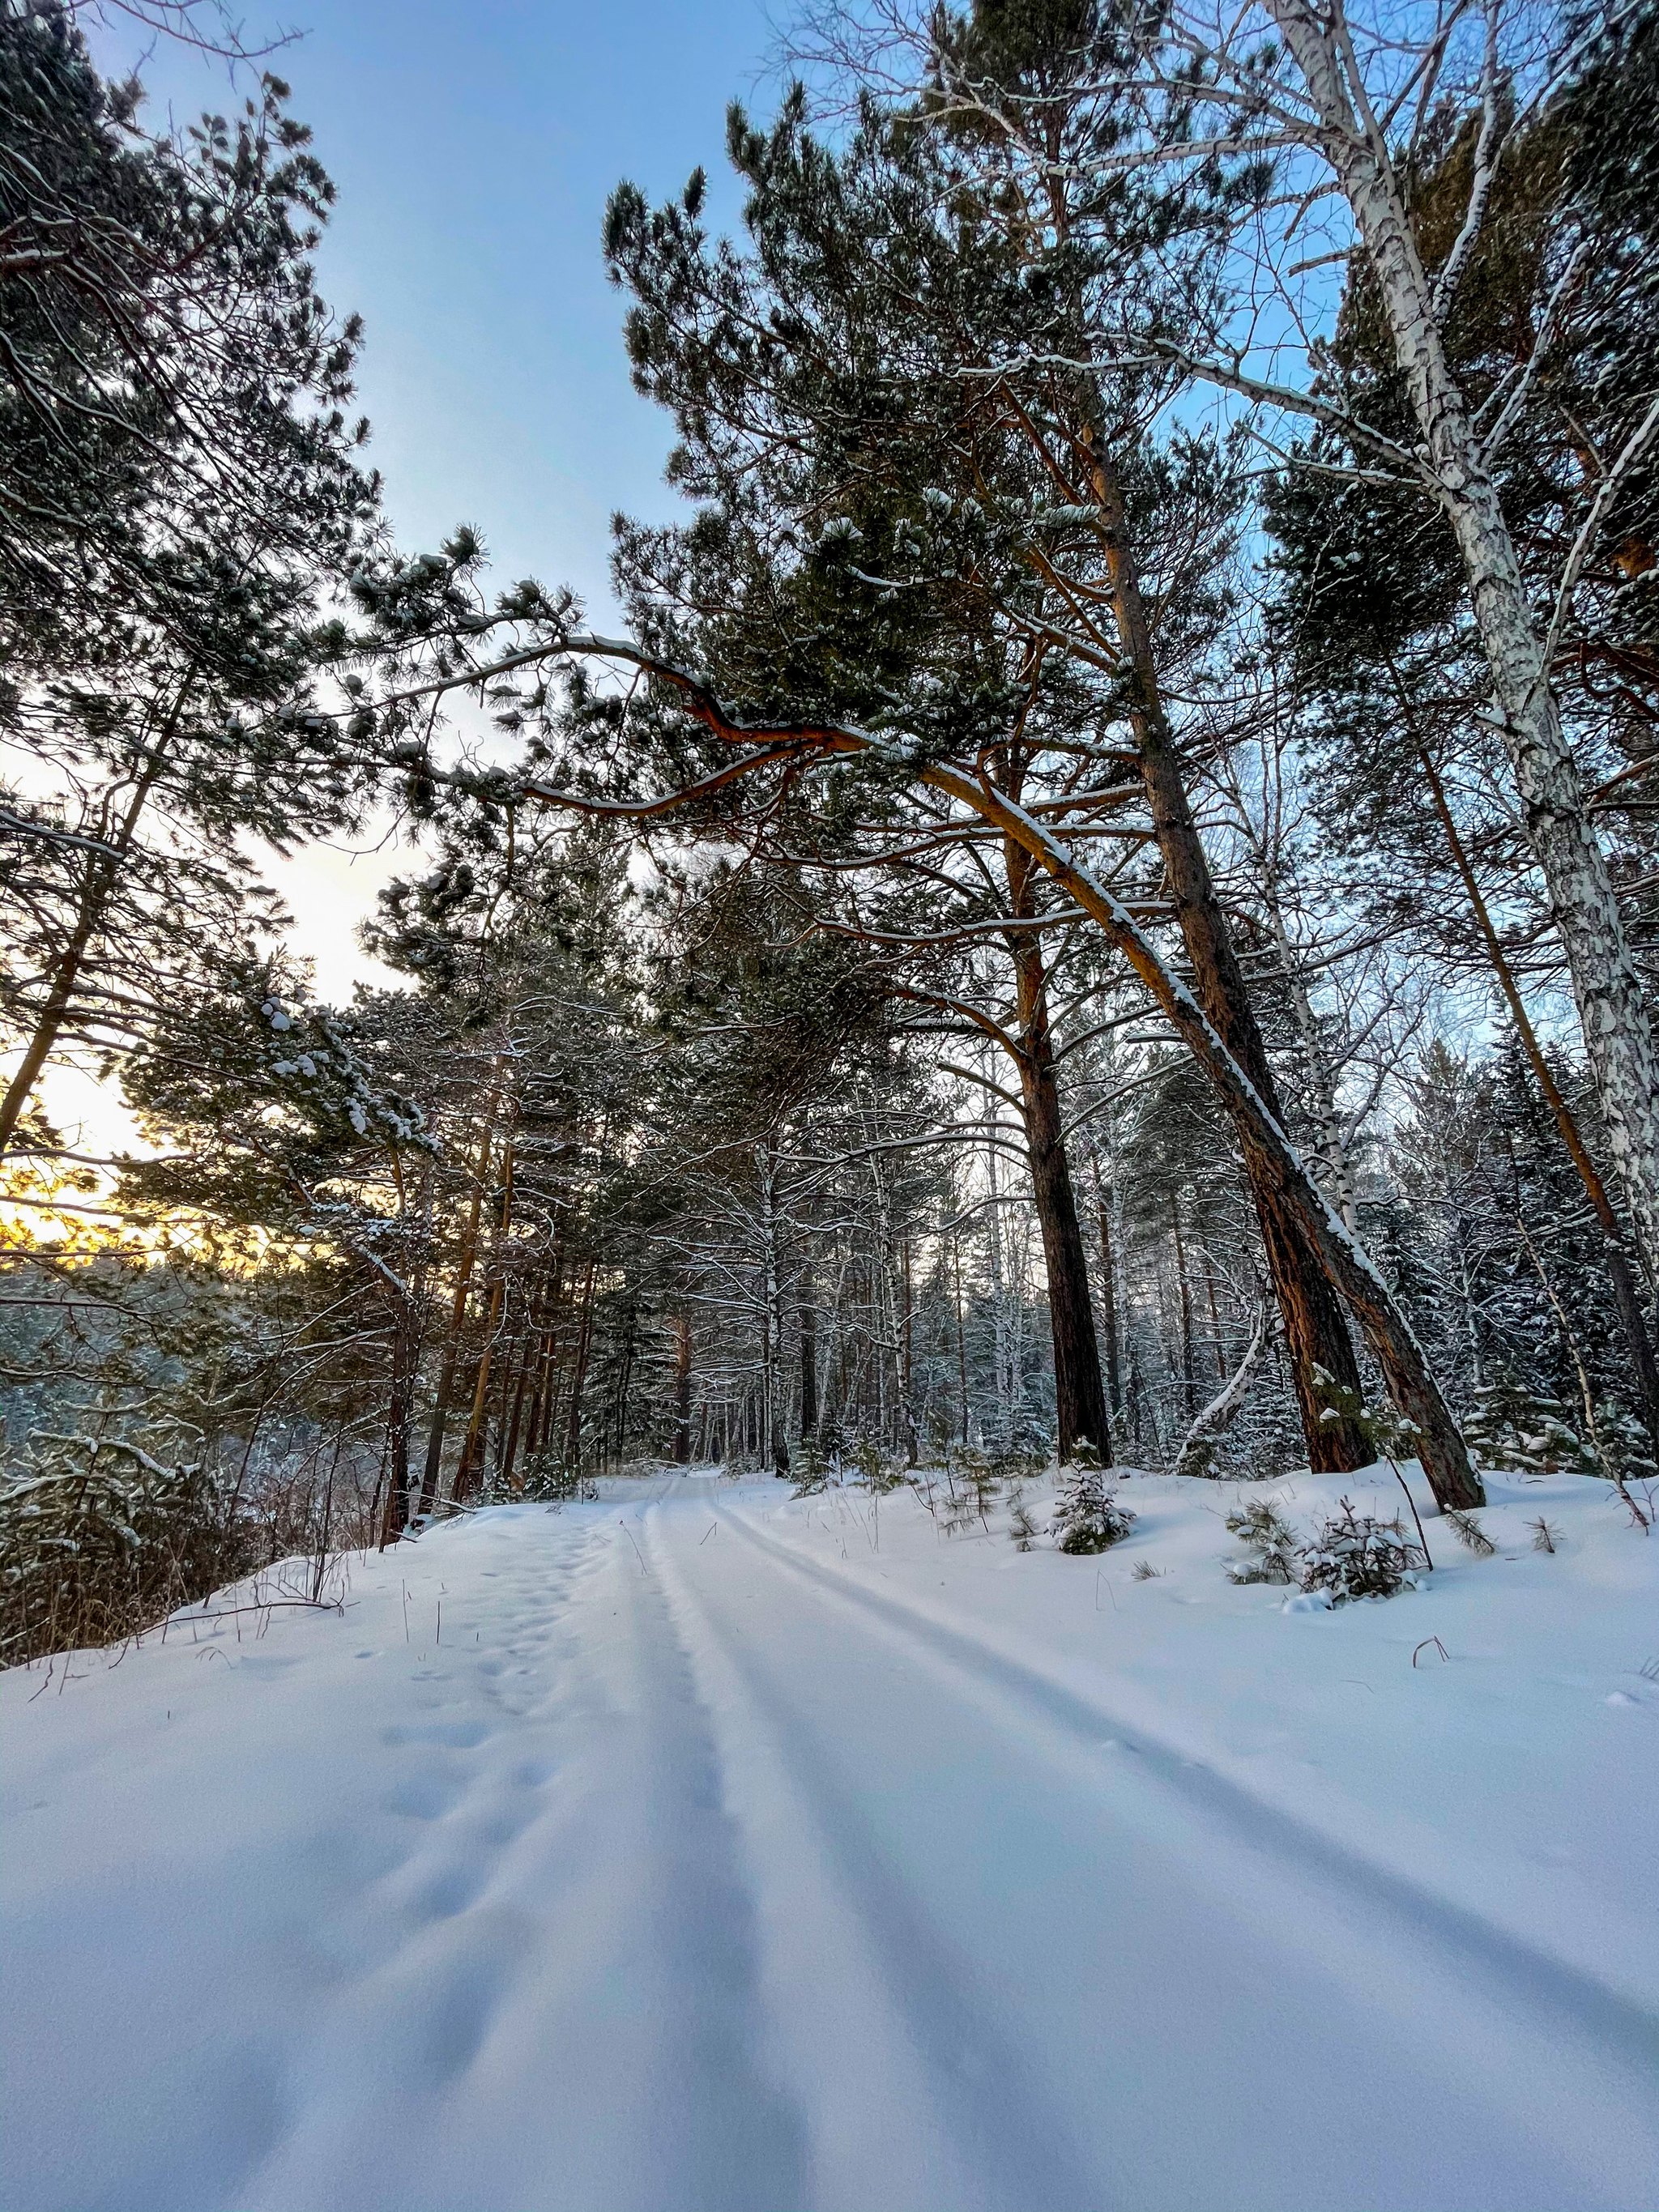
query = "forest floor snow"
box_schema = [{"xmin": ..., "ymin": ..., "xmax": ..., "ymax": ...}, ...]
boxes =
[{"xmin": 2, "ymin": 1462, "xmax": 1657, "ymax": 2212}]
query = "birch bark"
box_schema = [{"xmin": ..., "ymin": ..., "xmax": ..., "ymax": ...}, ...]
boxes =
[{"xmin": 1267, "ymin": 0, "xmax": 1659, "ymax": 1274}]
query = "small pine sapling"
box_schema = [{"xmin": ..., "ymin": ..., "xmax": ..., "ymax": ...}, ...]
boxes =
[
  {"xmin": 949, "ymin": 1445, "xmax": 1004, "ymax": 1532},
  {"xmin": 1051, "ymin": 1449, "xmax": 1137, "ymax": 1555},
  {"xmin": 1528, "ymin": 1515, "xmax": 1562, "ymax": 1554},
  {"xmin": 1463, "ymin": 1382, "xmax": 1591, "ymax": 1474},
  {"xmin": 855, "ymin": 1436, "xmax": 903, "ymax": 1494},
  {"xmin": 504, "ymin": 1453, "xmax": 598, "ymax": 1506},
  {"xmin": 1130, "ymin": 1558, "xmax": 1162, "ymax": 1581},
  {"xmin": 1312, "ymin": 1367, "xmax": 1439, "ymax": 1566},
  {"xmin": 1444, "ymin": 1507, "xmax": 1496, "ymax": 1557},
  {"xmin": 1225, "ymin": 1498, "xmax": 1300, "ymax": 1584},
  {"xmin": 1299, "ymin": 1497, "xmax": 1428, "ymax": 1604},
  {"xmin": 791, "ymin": 1437, "xmax": 830, "ymax": 1498},
  {"xmin": 1008, "ymin": 1487, "xmax": 1038, "ymax": 1551}
]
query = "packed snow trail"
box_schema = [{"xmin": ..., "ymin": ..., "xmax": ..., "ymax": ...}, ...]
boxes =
[{"xmin": 3, "ymin": 1473, "xmax": 1657, "ymax": 2212}]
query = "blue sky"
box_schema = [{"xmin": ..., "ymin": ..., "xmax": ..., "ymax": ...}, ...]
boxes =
[
  {"xmin": 103, "ymin": 0, "xmax": 775, "ymax": 612},
  {"xmin": 75, "ymin": 1, "xmax": 782, "ymax": 1030}
]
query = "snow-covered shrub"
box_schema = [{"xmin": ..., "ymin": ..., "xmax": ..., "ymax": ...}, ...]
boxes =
[
  {"xmin": 941, "ymin": 1445, "xmax": 999, "ymax": 1536},
  {"xmin": 854, "ymin": 1436, "xmax": 904, "ymax": 1494},
  {"xmin": 1462, "ymin": 1382, "xmax": 1600, "ymax": 1477},
  {"xmin": 790, "ymin": 1437, "xmax": 830, "ymax": 1497},
  {"xmin": 0, "ymin": 1426, "xmax": 228, "ymax": 1663},
  {"xmin": 1051, "ymin": 1453, "xmax": 1136, "ymax": 1555},
  {"xmin": 1297, "ymin": 1497, "xmax": 1427, "ymax": 1604},
  {"xmin": 491, "ymin": 1452, "xmax": 597, "ymax": 1505},
  {"xmin": 1225, "ymin": 1498, "xmax": 1300, "ymax": 1584},
  {"xmin": 1464, "ymin": 1383, "xmax": 1653, "ymax": 1523},
  {"xmin": 986, "ymin": 1425, "xmax": 1051, "ymax": 1487}
]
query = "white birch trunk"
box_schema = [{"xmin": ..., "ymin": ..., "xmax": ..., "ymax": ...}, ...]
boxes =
[
  {"xmin": 1268, "ymin": 0, "xmax": 1659, "ymax": 1276},
  {"xmin": 1173, "ymin": 1301, "xmax": 1273, "ymax": 1479}
]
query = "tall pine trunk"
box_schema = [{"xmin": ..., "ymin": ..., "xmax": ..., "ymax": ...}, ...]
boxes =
[{"xmin": 1079, "ymin": 436, "xmax": 1371, "ymax": 1469}]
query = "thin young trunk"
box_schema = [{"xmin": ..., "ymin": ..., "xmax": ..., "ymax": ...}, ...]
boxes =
[
  {"xmin": 798, "ymin": 1275, "xmax": 819, "ymax": 1438},
  {"xmin": 528, "ymin": 1235, "xmax": 569, "ymax": 1457},
  {"xmin": 563, "ymin": 1258, "xmax": 598, "ymax": 1472},
  {"xmin": 452, "ymin": 1130, "xmax": 515, "ymax": 1502},
  {"xmin": 984, "ymin": 1140, "xmax": 1017, "ymax": 1434},
  {"xmin": 953, "ymin": 1236, "xmax": 970, "ymax": 1445},
  {"xmin": 612, "ymin": 1315, "xmax": 637, "ymax": 1473},
  {"xmin": 0, "ymin": 736, "xmax": 173, "ymax": 1157},
  {"xmin": 419, "ymin": 1080, "xmax": 501, "ymax": 1512},
  {"xmin": 757, "ymin": 1138, "xmax": 788, "ymax": 1473},
  {"xmin": 1093, "ymin": 1166, "xmax": 1124, "ymax": 1416},
  {"xmin": 1004, "ymin": 840, "xmax": 1112, "ymax": 1460},
  {"xmin": 1271, "ymin": 0, "xmax": 1659, "ymax": 1275},
  {"xmin": 501, "ymin": 1333, "xmax": 532, "ymax": 1492},
  {"xmin": 489, "ymin": 1316, "xmax": 518, "ymax": 1485},
  {"xmin": 450, "ymin": 1275, "xmax": 504, "ymax": 1503},
  {"xmin": 1201, "ymin": 1249, "xmax": 1229, "ymax": 1383},
  {"xmin": 672, "ymin": 1313, "xmax": 693, "ymax": 1464},
  {"xmin": 378, "ymin": 1294, "xmax": 420, "ymax": 1548},
  {"xmin": 1170, "ymin": 1192, "xmax": 1200, "ymax": 1421},
  {"xmin": 900, "ymin": 1234, "xmax": 918, "ymax": 1464},
  {"xmin": 1415, "ymin": 740, "xmax": 1659, "ymax": 1448}
]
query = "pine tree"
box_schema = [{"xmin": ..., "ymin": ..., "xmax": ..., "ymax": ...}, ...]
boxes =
[{"xmin": 1, "ymin": 4, "xmax": 382, "ymax": 1157}]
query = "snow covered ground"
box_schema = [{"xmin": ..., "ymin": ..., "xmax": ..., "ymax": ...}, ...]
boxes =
[{"xmin": 2, "ymin": 1463, "xmax": 1657, "ymax": 2212}]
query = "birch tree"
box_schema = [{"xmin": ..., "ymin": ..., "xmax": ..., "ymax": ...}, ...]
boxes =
[{"xmin": 1028, "ymin": 0, "xmax": 1659, "ymax": 1269}]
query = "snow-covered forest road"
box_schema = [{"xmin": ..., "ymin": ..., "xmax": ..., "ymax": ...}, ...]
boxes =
[{"xmin": 4, "ymin": 1473, "xmax": 1658, "ymax": 2212}]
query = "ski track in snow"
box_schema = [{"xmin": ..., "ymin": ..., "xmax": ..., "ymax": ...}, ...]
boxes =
[{"xmin": 2, "ymin": 1472, "xmax": 1657, "ymax": 2212}]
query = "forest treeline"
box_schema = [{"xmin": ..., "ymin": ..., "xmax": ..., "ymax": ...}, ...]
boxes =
[{"xmin": 2, "ymin": 0, "xmax": 1655, "ymax": 1658}]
